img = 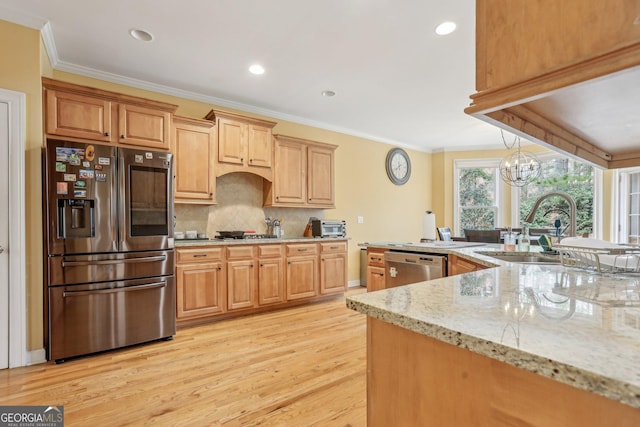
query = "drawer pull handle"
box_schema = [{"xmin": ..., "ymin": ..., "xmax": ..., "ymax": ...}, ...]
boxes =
[
  {"xmin": 193, "ymin": 254, "xmax": 208, "ymax": 258},
  {"xmin": 298, "ymin": 248, "xmax": 308, "ymax": 252},
  {"xmin": 330, "ymin": 246, "xmax": 339, "ymax": 249}
]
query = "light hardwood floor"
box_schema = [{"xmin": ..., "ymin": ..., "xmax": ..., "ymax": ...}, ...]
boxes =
[{"xmin": 0, "ymin": 289, "xmax": 367, "ymax": 426}]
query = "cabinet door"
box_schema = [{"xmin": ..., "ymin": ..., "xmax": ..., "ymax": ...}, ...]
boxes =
[
  {"xmin": 367, "ymin": 266, "xmax": 385, "ymax": 292},
  {"xmin": 273, "ymin": 140, "xmax": 306, "ymax": 204},
  {"xmin": 118, "ymin": 104, "xmax": 171, "ymax": 149},
  {"xmin": 176, "ymin": 262, "xmax": 225, "ymax": 319},
  {"xmin": 286, "ymin": 255, "xmax": 318, "ymax": 300},
  {"xmin": 258, "ymin": 258, "xmax": 285, "ymax": 305},
  {"xmin": 320, "ymin": 253, "xmax": 347, "ymax": 295},
  {"xmin": 248, "ymin": 124, "xmax": 272, "ymax": 168},
  {"xmin": 173, "ymin": 119, "xmax": 215, "ymax": 203},
  {"xmin": 227, "ymin": 259, "xmax": 257, "ymax": 310},
  {"xmin": 45, "ymin": 89, "xmax": 113, "ymax": 142},
  {"xmin": 218, "ymin": 117, "xmax": 245, "ymax": 165},
  {"xmin": 448, "ymin": 255, "xmax": 488, "ymax": 276},
  {"xmin": 307, "ymin": 145, "xmax": 335, "ymax": 206}
]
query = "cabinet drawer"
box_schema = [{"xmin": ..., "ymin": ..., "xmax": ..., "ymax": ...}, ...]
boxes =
[
  {"xmin": 176, "ymin": 247, "xmax": 224, "ymax": 263},
  {"xmin": 227, "ymin": 245, "xmax": 256, "ymax": 260},
  {"xmin": 367, "ymin": 251, "xmax": 385, "ymax": 267},
  {"xmin": 320, "ymin": 241, "xmax": 347, "ymax": 254},
  {"xmin": 286, "ymin": 243, "xmax": 318, "ymax": 257},
  {"xmin": 258, "ymin": 244, "xmax": 283, "ymax": 258}
]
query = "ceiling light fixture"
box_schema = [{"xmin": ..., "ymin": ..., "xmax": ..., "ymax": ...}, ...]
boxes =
[
  {"xmin": 321, "ymin": 90, "xmax": 336, "ymax": 97},
  {"xmin": 129, "ymin": 29, "xmax": 154, "ymax": 42},
  {"xmin": 435, "ymin": 21, "xmax": 457, "ymax": 36},
  {"xmin": 249, "ymin": 64, "xmax": 265, "ymax": 75},
  {"xmin": 499, "ymin": 130, "xmax": 541, "ymax": 187}
]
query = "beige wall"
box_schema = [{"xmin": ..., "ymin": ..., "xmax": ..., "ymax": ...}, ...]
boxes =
[{"xmin": 0, "ymin": 19, "xmax": 45, "ymax": 350}]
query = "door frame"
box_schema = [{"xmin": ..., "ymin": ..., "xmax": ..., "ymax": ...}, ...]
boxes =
[{"xmin": 0, "ymin": 88, "xmax": 27, "ymax": 368}]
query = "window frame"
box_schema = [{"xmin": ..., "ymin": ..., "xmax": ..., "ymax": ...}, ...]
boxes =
[
  {"xmin": 612, "ymin": 167, "xmax": 640, "ymax": 243},
  {"xmin": 453, "ymin": 159, "xmax": 503, "ymax": 236}
]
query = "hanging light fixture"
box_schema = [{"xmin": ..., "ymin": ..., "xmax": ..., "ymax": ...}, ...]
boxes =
[{"xmin": 499, "ymin": 130, "xmax": 541, "ymax": 187}]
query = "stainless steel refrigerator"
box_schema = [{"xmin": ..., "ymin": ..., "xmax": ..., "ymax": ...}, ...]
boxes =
[{"xmin": 43, "ymin": 139, "xmax": 176, "ymax": 362}]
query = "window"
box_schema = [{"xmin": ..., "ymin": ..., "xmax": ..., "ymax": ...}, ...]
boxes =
[
  {"xmin": 454, "ymin": 154, "xmax": 600, "ymax": 239},
  {"xmin": 515, "ymin": 156, "xmax": 595, "ymax": 237},
  {"xmin": 614, "ymin": 168, "xmax": 640, "ymax": 244},
  {"xmin": 454, "ymin": 160, "xmax": 501, "ymax": 236}
]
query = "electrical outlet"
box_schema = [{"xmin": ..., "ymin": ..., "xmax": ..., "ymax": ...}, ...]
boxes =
[{"xmin": 357, "ymin": 216, "xmax": 364, "ymax": 224}]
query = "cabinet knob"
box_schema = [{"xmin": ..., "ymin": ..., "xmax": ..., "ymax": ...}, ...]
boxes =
[
  {"xmin": 104, "ymin": 132, "xmax": 110, "ymax": 137},
  {"xmin": 217, "ymin": 267, "xmax": 222, "ymax": 271},
  {"xmin": 209, "ymin": 193, "xmax": 213, "ymax": 196},
  {"xmin": 308, "ymin": 198, "xmax": 312, "ymax": 201},
  {"xmin": 240, "ymin": 157, "xmax": 244, "ymax": 162},
  {"xmin": 249, "ymin": 158, "xmax": 253, "ymax": 163},
  {"xmin": 120, "ymin": 134, "xmax": 126, "ymax": 139},
  {"xmin": 276, "ymin": 196, "xmax": 279, "ymax": 201}
]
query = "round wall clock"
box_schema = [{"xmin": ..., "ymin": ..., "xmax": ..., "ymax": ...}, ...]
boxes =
[{"xmin": 385, "ymin": 148, "xmax": 411, "ymax": 185}]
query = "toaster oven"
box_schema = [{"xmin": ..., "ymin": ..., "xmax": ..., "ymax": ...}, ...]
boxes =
[{"xmin": 311, "ymin": 219, "xmax": 347, "ymax": 238}]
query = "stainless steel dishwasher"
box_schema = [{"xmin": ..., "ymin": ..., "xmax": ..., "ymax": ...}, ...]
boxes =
[{"xmin": 384, "ymin": 251, "xmax": 446, "ymax": 288}]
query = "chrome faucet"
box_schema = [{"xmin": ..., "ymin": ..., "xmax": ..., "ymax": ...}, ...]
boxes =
[{"xmin": 524, "ymin": 191, "xmax": 577, "ymax": 237}]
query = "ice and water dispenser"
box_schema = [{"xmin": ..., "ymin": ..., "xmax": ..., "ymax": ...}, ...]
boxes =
[{"xmin": 58, "ymin": 199, "xmax": 95, "ymax": 238}]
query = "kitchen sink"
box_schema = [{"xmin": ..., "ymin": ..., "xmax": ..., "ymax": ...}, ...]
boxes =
[{"xmin": 476, "ymin": 252, "xmax": 561, "ymax": 264}]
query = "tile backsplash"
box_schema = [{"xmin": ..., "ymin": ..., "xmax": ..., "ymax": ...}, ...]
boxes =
[{"xmin": 174, "ymin": 172, "xmax": 325, "ymax": 238}]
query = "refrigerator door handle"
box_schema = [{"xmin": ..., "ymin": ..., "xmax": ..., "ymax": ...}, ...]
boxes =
[
  {"xmin": 63, "ymin": 281, "xmax": 166, "ymax": 298},
  {"xmin": 61, "ymin": 254, "xmax": 167, "ymax": 267}
]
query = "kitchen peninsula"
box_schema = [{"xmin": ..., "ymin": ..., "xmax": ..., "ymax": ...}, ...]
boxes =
[{"xmin": 348, "ymin": 243, "xmax": 640, "ymax": 426}]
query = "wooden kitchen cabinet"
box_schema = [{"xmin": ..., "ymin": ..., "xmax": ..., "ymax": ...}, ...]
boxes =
[
  {"xmin": 448, "ymin": 254, "xmax": 488, "ymax": 277},
  {"xmin": 43, "ymin": 78, "xmax": 177, "ymax": 150},
  {"xmin": 307, "ymin": 144, "xmax": 335, "ymax": 206},
  {"xmin": 172, "ymin": 116, "xmax": 216, "ymax": 204},
  {"xmin": 264, "ymin": 135, "xmax": 336, "ymax": 208},
  {"xmin": 226, "ymin": 246, "xmax": 257, "ymax": 311},
  {"xmin": 118, "ymin": 104, "xmax": 171, "ymax": 149},
  {"xmin": 176, "ymin": 247, "xmax": 226, "ymax": 321},
  {"xmin": 366, "ymin": 247, "xmax": 386, "ymax": 292},
  {"xmin": 257, "ymin": 244, "xmax": 285, "ymax": 305},
  {"xmin": 204, "ymin": 109, "xmax": 276, "ymax": 180},
  {"xmin": 45, "ymin": 90, "xmax": 113, "ymax": 142},
  {"xmin": 286, "ymin": 243, "xmax": 319, "ymax": 300},
  {"xmin": 320, "ymin": 241, "xmax": 347, "ymax": 295},
  {"xmin": 466, "ymin": 0, "xmax": 640, "ymax": 168}
]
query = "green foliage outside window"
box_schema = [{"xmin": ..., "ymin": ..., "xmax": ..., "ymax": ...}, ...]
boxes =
[
  {"xmin": 519, "ymin": 158, "xmax": 594, "ymax": 236},
  {"xmin": 458, "ymin": 168, "xmax": 497, "ymax": 235}
]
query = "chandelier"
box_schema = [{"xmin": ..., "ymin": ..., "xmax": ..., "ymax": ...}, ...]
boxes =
[{"xmin": 499, "ymin": 130, "xmax": 541, "ymax": 187}]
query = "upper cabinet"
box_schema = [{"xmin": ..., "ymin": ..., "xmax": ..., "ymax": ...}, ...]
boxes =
[
  {"xmin": 204, "ymin": 109, "xmax": 277, "ymax": 180},
  {"xmin": 465, "ymin": 0, "xmax": 640, "ymax": 168},
  {"xmin": 172, "ymin": 116, "xmax": 216, "ymax": 204},
  {"xmin": 43, "ymin": 78, "xmax": 177, "ymax": 150},
  {"xmin": 264, "ymin": 134, "xmax": 336, "ymax": 208}
]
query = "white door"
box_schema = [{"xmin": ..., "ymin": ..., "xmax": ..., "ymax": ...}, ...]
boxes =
[
  {"xmin": 0, "ymin": 88, "xmax": 26, "ymax": 369},
  {"xmin": 0, "ymin": 99, "xmax": 9, "ymax": 368}
]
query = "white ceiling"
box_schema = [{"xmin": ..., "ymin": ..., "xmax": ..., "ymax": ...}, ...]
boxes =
[{"xmin": 0, "ymin": 0, "xmax": 506, "ymax": 152}]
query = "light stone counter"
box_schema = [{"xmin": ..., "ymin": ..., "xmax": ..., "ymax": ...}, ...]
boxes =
[
  {"xmin": 174, "ymin": 237, "xmax": 348, "ymax": 247},
  {"xmin": 348, "ymin": 243, "xmax": 640, "ymax": 409}
]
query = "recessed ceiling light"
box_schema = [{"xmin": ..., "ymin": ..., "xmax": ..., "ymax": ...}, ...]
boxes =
[
  {"xmin": 435, "ymin": 21, "xmax": 457, "ymax": 36},
  {"xmin": 321, "ymin": 90, "xmax": 336, "ymax": 97},
  {"xmin": 249, "ymin": 64, "xmax": 265, "ymax": 75},
  {"xmin": 129, "ymin": 28, "xmax": 154, "ymax": 42}
]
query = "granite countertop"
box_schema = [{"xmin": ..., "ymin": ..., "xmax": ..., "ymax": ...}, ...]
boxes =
[
  {"xmin": 348, "ymin": 242, "xmax": 640, "ymax": 409},
  {"xmin": 174, "ymin": 236, "xmax": 348, "ymax": 247}
]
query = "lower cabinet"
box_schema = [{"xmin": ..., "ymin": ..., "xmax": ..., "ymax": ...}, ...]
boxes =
[
  {"xmin": 257, "ymin": 244, "xmax": 285, "ymax": 305},
  {"xmin": 176, "ymin": 240, "xmax": 347, "ymax": 325},
  {"xmin": 448, "ymin": 254, "xmax": 489, "ymax": 276},
  {"xmin": 320, "ymin": 241, "xmax": 348, "ymax": 295},
  {"xmin": 176, "ymin": 248, "xmax": 226, "ymax": 320},
  {"xmin": 286, "ymin": 243, "xmax": 319, "ymax": 300},
  {"xmin": 226, "ymin": 246, "xmax": 257, "ymax": 311},
  {"xmin": 366, "ymin": 247, "xmax": 386, "ymax": 292}
]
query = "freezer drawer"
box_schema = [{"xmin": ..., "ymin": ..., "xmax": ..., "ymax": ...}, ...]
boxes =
[
  {"xmin": 48, "ymin": 276, "xmax": 176, "ymax": 362},
  {"xmin": 48, "ymin": 250, "xmax": 174, "ymax": 286}
]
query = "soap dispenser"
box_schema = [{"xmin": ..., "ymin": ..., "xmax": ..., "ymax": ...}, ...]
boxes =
[{"xmin": 518, "ymin": 225, "xmax": 531, "ymax": 252}]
